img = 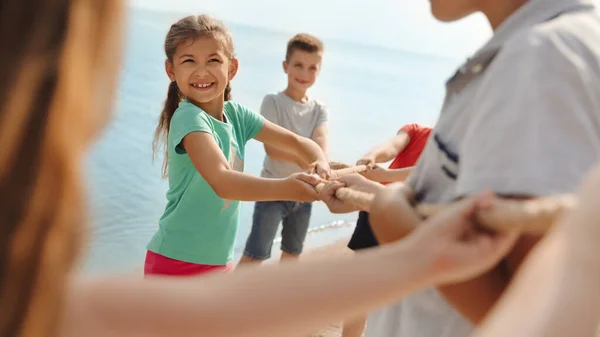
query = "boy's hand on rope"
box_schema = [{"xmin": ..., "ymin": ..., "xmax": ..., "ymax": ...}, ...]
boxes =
[
  {"xmin": 308, "ymin": 160, "xmax": 331, "ymax": 179},
  {"xmin": 406, "ymin": 192, "xmax": 520, "ymax": 285},
  {"xmin": 284, "ymin": 173, "xmax": 324, "ymax": 202},
  {"xmin": 318, "ymin": 174, "xmax": 384, "ymax": 214}
]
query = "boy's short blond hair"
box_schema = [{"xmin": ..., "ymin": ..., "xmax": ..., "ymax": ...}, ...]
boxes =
[{"xmin": 286, "ymin": 33, "xmax": 323, "ymax": 61}]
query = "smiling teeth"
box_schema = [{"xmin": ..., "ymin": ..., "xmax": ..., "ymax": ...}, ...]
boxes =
[{"xmin": 192, "ymin": 83, "xmax": 212, "ymax": 88}]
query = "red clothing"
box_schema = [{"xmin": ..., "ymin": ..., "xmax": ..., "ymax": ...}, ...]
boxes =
[
  {"xmin": 144, "ymin": 250, "xmax": 232, "ymax": 277},
  {"xmin": 388, "ymin": 123, "xmax": 431, "ymax": 169}
]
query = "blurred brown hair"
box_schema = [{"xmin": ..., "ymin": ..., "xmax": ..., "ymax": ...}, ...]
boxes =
[
  {"xmin": 285, "ymin": 33, "xmax": 323, "ymax": 61},
  {"xmin": 0, "ymin": 0, "xmax": 124, "ymax": 336}
]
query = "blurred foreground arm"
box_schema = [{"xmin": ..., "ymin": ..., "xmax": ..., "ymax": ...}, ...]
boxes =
[
  {"xmin": 474, "ymin": 165, "xmax": 600, "ymax": 337},
  {"xmin": 64, "ymin": 244, "xmax": 431, "ymax": 337},
  {"xmin": 63, "ymin": 195, "xmax": 517, "ymax": 337}
]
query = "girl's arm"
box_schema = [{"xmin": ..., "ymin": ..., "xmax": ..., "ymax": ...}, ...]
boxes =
[
  {"xmin": 254, "ymin": 120, "xmax": 329, "ymax": 176},
  {"xmin": 357, "ymin": 131, "xmax": 410, "ymax": 167},
  {"xmin": 183, "ymin": 132, "xmax": 319, "ymax": 202},
  {"xmin": 263, "ymin": 145, "xmax": 308, "ymax": 168},
  {"xmin": 62, "ymin": 195, "xmax": 518, "ymax": 337}
]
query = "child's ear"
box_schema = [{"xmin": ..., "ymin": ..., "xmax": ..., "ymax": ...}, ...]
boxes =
[
  {"xmin": 282, "ymin": 60, "xmax": 288, "ymax": 74},
  {"xmin": 228, "ymin": 58, "xmax": 239, "ymax": 80},
  {"xmin": 165, "ymin": 59, "xmax": 176, "ymax": 82}
]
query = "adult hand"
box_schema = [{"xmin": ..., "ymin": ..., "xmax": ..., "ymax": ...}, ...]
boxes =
[{"xmin": 406, "ymin": 193, "xmax": 520, "ymax": 285}]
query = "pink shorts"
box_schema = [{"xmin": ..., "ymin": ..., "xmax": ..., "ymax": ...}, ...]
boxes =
[{"xmin": 144, "ymin": 250, "xmax": 233, "ymax": 277}]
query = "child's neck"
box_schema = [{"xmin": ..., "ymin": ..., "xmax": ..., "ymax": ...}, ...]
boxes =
[
  {"xmin": 283, "ymin": 86, "xmax": 308, "ymax": 103},
  {"xmin": 481, "ymin": 0, "xmax": 528, "ymax": 30},
  {"xmin": 192, "ymin": 98, "xmax": 225, "ymax": 122}
]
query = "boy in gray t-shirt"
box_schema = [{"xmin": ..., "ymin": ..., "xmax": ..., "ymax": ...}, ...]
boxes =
[{"xmin": 239, "ymin": 33, "xmax": 329, "ymax": 265}]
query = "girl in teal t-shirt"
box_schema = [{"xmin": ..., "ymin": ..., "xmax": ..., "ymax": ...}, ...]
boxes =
[{"xmin": 145, "ymin": 15, "xmax": 330, "ymax": 277}]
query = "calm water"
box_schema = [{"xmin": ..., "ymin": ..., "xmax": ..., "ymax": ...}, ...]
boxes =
[{"xmin": 82, "ymin": 7, "xmax": 459, "ymax": 274}]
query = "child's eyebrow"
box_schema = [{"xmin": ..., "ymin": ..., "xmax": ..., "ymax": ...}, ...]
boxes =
[{"xmin": 178, "ymin": 54, "xmax": 195, "ymax": 59}]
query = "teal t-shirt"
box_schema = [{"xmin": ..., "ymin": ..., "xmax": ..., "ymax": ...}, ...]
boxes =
[{"xmin": 147, "ymin": 100, "xmax": 265, "ymax": 265}]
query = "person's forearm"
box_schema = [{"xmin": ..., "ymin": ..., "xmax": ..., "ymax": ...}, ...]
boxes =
[
  {"xmin": 368, "ymin": 167, "xmax": 413, "ymax": 183},
  {"xmin": 65, "ymin": 242, "xmax": 434, "ymax": 337},
  {"xmin": 366, "ymin": 135, "xmax": 408, "ymax": 163},
  {"xmin": 370, "ymin": 184, "xmax": 510, "ymax": 324},
  {"xmin": 369, "ymin": 183, "xmax": 421, "ymax": 244},
  {"xmin": 264, "ymin": 145, "xmax": 307, "ymax": 168},
  {"xmin": 211, "ymin": 170, "xmax": 292, "ymax": 201},
  {"xmin": 293, "ymin": 136, "xmax": 328, "ymax": 167},
  {"xmin": 386, "ymin": 167, "xmax": 412, "ymax": 182},
  {"xmin": 474, "ymin": 234, "xmax": 600, "ymax": 337},
  {"xmin": 366, "ymin": 144, "xmax": 399, "ymax": 163},
  {"xmin": 439, "ymin": 196, "xmax": 536, "ymax": 324},
  {"xmin": 438, "ymin": 267, "xmax": 509, "ymax": 324},
  {"xmin": 311, "ymin": 135, "xmax": 329, "ymax": 159},
  {"xmin": 369, "ymin": 186, "xmax": 511, "ymax": 325}
]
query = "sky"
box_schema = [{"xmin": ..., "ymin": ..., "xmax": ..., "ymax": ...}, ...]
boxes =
[{"xmin": 128, "ymin": 0, "xmax": 492, "ymax": 59}]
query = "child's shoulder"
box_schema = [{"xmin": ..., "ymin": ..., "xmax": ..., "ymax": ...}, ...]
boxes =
[
  {"xmin": 224, "ymin": 101, "xmax": 261, "ymax": 121},
  {"xmin": 399, "ymin": 123, "xmax": 432, "ymax": 136},
  {"xmin": 174, "ymin": 99, "xmax": 206, "ymax": 114},
  {"xmin": 263, "ymin": 92, "xmax": 280, "ymax": 100},
  {"xmin": 168, "ymin": 101, "xmax": 213, "ymax": 135},
  {"xmin": 224, "ymin": 100, "xmax": 251, "ymax": 113},
  {"xmin": 311, "ymin": 98, "xmax": 327, "ymax": 109},
  {"xmin": 260, "ymin": 92, "xmax": 284, "ymax": 107},
  {"xmin": 172, "ymin": 100, "xmax": 208, "ymax": 122}
]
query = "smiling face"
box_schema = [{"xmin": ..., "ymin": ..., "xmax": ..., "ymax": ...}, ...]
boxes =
[
  {"xmin": 165, "ymin": 36, "xmax": 238, "ymax": 108},
  {"xmin": 283, "ymin": 50, "xmax": 322, "ymax": 92}
]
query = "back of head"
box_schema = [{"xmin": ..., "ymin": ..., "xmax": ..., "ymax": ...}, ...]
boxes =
[
  {"xmin": 153, "ymin": 14, "xmax": 235, "ymax": 178},
  {"xmin": 286, "ymin": 33, "xmax": 324, "ymax": 61},
  {"xmin": 0, "ymin": 0, "xmax": 124, "ymax": 336}
]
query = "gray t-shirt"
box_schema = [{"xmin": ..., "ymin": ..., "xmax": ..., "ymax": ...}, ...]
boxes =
[
  {"xmin": 260, "ymin": 92, "xmax": 329, "ymax": 179},
  {"xmin": 366, "ymin": 0, "xmax": 600, "ymax": 336}
]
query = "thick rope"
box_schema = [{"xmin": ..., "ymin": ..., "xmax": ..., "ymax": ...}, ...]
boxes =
[
  {"xmin": 314, "ymin": 164, "xmax": 371, "ymax": 203},
  {"xmin": 416, "ymin": 194, "xmax": 578, "ymax": 234},
  {"xmin": 318, "ymin": 164, "xmax": 578, "ymax": 234}
]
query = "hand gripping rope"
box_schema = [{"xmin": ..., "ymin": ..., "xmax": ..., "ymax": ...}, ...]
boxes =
[{"xmin": 312, "ymin": 163, "xmax": 577, "ymax": 234}]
